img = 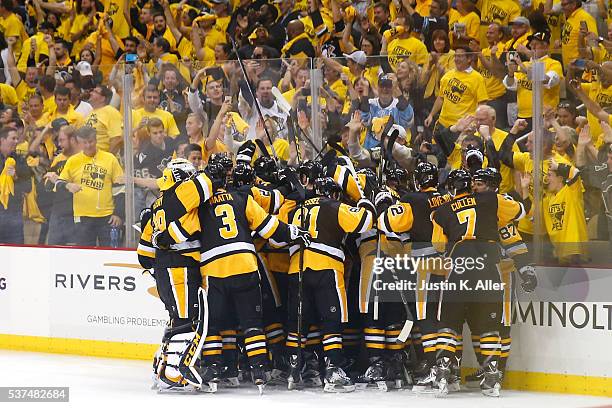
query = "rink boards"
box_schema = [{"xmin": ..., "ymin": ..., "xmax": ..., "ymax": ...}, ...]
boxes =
[{"xmin": 0, "ymin": 245, "xmax": 611, "ymax": 397}]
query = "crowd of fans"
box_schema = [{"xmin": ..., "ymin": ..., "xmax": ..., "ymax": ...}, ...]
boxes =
[{"xmin": 0, "ymin": 0, "xmax": 611, "ymax": 264}]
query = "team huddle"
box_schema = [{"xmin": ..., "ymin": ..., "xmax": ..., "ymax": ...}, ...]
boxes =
[{"xmin": 136, "ymin": 131, "xmax": 536, "ymax": 398}]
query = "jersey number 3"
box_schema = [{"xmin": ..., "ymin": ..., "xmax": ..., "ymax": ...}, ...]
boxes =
[
  {"xmin": 457, "ymin": 208, "xmax": 476, "ymax": 240},
  {"xmin": 215, "ymin": 204, "xmax": 238, "ymax": 239}
]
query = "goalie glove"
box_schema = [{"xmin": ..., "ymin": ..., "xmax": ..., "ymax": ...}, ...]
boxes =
[
  {"xmin": 289, "ymin": 224, "xmax": 311, "ymax": 247},
  {"xmin": 518, "ymin": 264, "xmax": 537, "ymax": 292}
]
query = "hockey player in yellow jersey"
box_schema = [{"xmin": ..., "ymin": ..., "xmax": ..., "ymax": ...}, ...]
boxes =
[
  {"xmin": 280, "ymin": 176, "xmax": 375, "ymax": 393},
  {"xmin": 137, "ymin": 158, "xmax": 212, "ymax": 393},
  {"xmin": 153, "ymin": 161, "xmax": 311, "ymax": 393}
]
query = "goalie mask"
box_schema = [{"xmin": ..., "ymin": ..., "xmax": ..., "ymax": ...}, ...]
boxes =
[{"xmin": 160, "ymin": 158, "xmax": 197, "ymax": 191}]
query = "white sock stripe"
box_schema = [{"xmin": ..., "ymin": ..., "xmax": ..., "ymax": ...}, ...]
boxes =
[
  {"xmin": 202, "ymin": 342, "xmax": 223, "ymax": 349},
  {"xmin": 322, "ymin": 336, "xmax": 342, "ymax": 344},
  {"xmin": 221, "ymin": 337, "xmax": 237, "ymax": 344},
  {"xmin": 245, "ymin": 341, "xmax": 266, "ymax": 351},
  {"xmin": 266, "ymin": 329, "xmax": 284, "ymax": 339},
  {"xmin": 364, "ymin": 335, "xmax": 385, "ymax": 342}
]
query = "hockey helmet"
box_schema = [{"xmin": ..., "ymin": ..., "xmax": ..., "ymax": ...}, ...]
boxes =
[
  {"xmin": 206, "ymin": 161, "xmax": 227, "ymax": 190},
  {"xmin": 446, "ymin": 169, "xmax": 472, "ymax": 195},
  {"xmin": 299, "ymin": 160, "xmax": 323, "ymax": 185},
  {"xmin": 386, "ymin": 164, "xmax": 409, "ymax": 185},
  {"xmin": 314, "ymin": 176, "xmax": 342, "ymax": 199},
  {"xmin": 472, "ymin": 167, "xmax": 502, "ymax": 192},
  {"xmin": 413, "ymin": 161, "xmax": 438, "ymax": 190},
  {"xmin": 159, "ymin": 158, "xmax": 197, "ymax": 191},
  {"xmin": 232, "ymin": 162, "xmax": 256, "ymax": 187},
  {"xmin": 254, "ymin": 156, "xmax": 278, "ymax": 183}
]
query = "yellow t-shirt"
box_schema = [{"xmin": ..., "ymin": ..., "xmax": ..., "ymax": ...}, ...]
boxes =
[
  {"xmin": 132, "ymin": 108, "xmax": 180, "ymax": 138},
  {"xmin": 561, "ymin": 7, "xmax": 597, "ymax": 68},
  {"xmin": 544, "ymin": 173, "xmax": 587, "ymax": 261},
  {"xmin": 476, "ymin": 44, "xmax": 506, "ymax": 100},
  {"xmin": 490, "ymin": 128, "xmax": 519, "ymax": 194},
  {"xmin": 43, "ymin": 95, "xmax": 56, "ymax": 115},
  {"xmin": 515, "ymin": 56, "xmax": 563, "ymax": 118},
  {"xmin": 424, "ymin": 51, "xmax": 456, "ymax": 99},
  {"xmin": 476, "ymin": 0, "xmax": 520, "ymax": 46},
  {"xmin": 387, "ymin": 36, "xmax": 428, "ymax": 71},
  {"xmin": 0, "ymin": 12, "xmax": 27, "ymax": 55},
  {"xmin": 16, "ymin": 81, "xmax": 37, "ymax": 113},
  {"xmin": 203, "ymin": 27, "xmax": 227, "ymax": 51},
  {"xmin": 69, "ymin": 13, "xmax": 93, "ymax": 58},
  {"xmin": 0, "ymin": 83, "xmax": 19, "ymax": 106},
  {"xmin": 214, "ymin": 16, "xmax": 231, "ymax": 34},
  {"xmin": 84, "ymin": 31, "xmax": 119, "ymax": 79},
  {"xmin": 512, "ymin": 151, "xmax": 570, "ymax": 234},
  {"xmin": 448, "ymin": 9, "xmax": 480, "ymax": 46},
  {"xmin": 202, "ymin": 139, "xmax": 229, "ymax": 163},
  {"xmin": 39, "ymin": 106, "xmax": 85, "ymax": 128},
  {"xmin": 84, "ymin": 105, "xmax": 124, "ymax": 152},
  {"xmin": 102, "ymin": 0, "xmax": 130, "ymax": 39},
  {"xmin": 59, "ymin": 149, "xmax": 124, "ymax": 218},
  {"xmin": 581, "ymin": 81, "xmax": 612, "ymax": 148},
  {"xmin": 438, "ymin": 68, "xmax": 488, "ymax": 128}
]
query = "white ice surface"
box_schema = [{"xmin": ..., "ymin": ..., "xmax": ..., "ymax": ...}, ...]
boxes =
[{"xmin": 1, "ymin": 350, "xmax": 612, "ymax": 408}]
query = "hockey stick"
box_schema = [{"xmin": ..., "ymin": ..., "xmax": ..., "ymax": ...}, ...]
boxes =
[
  {"xmin": 271, "ymin": 86, "xmax": 324, "ymax": 159},
  {"xmin": 229, "ymin": 38, "xmax": 280, "ymax": 163},
  {"xmin": 285, "ymin": 107, "xmax": 307, "ymax": 384},
  {"xmin": 381, "ymin": 125, "xmax": 414, "ymax": 342},
  {"xmin": 372, "ymin": 117, "xmax": 397, "ymax": 320}
]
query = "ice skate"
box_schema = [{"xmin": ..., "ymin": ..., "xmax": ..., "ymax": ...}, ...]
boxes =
[
  {"xmin": 220, "ymin": 363, "xmax": 240, "ymax": 388},
  {"xmin": 480, "ymin": 361, "xmax": 502, "ymax": 397},
  {"xmin": 355, "ymin": 357, "xmax": 388, "ymax": 391},
  {"xmin": 447, "ymin": 357, "xmax": 461, "ymax": 392},
  {"xmin": 323, "ymin": 357, "xmax": 356, "ymax": 393},
  {"xmin": 250, "ymin": 362, "xmax": 272, "ymax": 395},
  {"xmin": 433, "ymin": 357, "xmax": 451, "ymax": 398},
  {"xmin": 412, "ymin": 365, "xmax": 437, "ymax": 394},
  {"xmin": 302, "ymin": 352, "xmax": 323, "ymax": 388},
  {"xmin": 287, "ymin": 354, "xmax": 303, "ymax": 390}
]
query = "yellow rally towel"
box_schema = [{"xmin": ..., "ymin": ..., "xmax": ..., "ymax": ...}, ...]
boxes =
[
  {"xmin": 0, "ymin": 157, "xmax": 15, "ymax": 209},
  {"xmin": 23, "ymin": 178, "xmax": 45, "ymax": 223}
]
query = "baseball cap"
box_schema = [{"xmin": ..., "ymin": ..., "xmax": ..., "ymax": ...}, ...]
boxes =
[
  {"xmin": 528, "ymin": 31, "xmax": 551, "ymax": 44},
  {"xmin": 378, "ymin": 74, "xmax": 393, "ymax": 88},
  {"xmin": 390, "ymin": 124, "xmax": 407, "ymax": 140},
  {"xmin": 511, "ymin": 16, "xmax": 530, "ymax": 27},
  {"xmin": 76, "ymin": 61, "xmax": 94, "ymax": 77},
  {"xmin": 343, "ymin": 50, "xmax": 367, "ymax": 66}
]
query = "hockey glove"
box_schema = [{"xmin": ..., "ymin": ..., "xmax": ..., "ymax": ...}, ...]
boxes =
[
  {"xmin": 357, "ymin": 198, "xmax": 377, "ymax": 217},
  {"xmin": 518, "ymin": 264, "xmax": 537, "ymax": 292},
  {"xmin": 236, "ymin": 140, "xmax": 257, "ymax": 164},
  {"xmin": 151, "ymin": 229, "xmax": 170, "ymax": 250},
  {"xmin": 140, "ymin": 207, "xmax": 152, "ymax": 227},
  {"xmin": 374, "ymin": 190, "xmax": 393, "ymax": 214},
  {"xmin": 289, "ymin": 224, "xmax": 311, "ymax": 247}
]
